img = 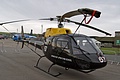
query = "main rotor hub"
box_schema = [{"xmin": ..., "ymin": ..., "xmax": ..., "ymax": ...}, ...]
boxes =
[{"xmin": 58, "ymin": 23, "xmax": 64, "ymax": 28}]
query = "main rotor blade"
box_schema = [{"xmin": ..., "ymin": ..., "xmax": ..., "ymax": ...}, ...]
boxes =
[
  {"xmin": 39, "ymin": 18, "xmax": 57, "ymax": 21},
  {"xmin": 60, "ymin": 8, "xmax": 101, "ymax": 21},
  {"xmin": 2, "ymin": 25, "xmax": 10, "ymax": 33},
  {"xmin": 81, "ymin": 24, "xmax": 111, "ymax": 36},
  {"xmin": 66, "ymin": 19, "xmax": 111, "ymax": 36},
  {"xmin": 0, "ymin": 19, "xmax": 30, "ymax": 25}
]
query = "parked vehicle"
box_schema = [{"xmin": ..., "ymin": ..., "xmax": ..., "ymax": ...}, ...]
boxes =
[{"xmin": 0, "ymin": 35, "xmax": 5, "ymax": 39}]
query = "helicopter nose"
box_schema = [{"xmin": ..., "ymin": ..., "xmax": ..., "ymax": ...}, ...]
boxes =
[
  {"xmin": 89, "ymin": 56, "xmax": 107, "ymax": 69},
  {"xmin": 76, "ymin": 58, "xmax": 107, "ymax": 70},
  {"xmin": 90, "ymin": 61, "xmax": 107, "ymax": 69}
]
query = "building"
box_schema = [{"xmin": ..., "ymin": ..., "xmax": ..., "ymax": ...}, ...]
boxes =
[
  {"xmin": 91, "ymin": 38, "xmax": 101, "ymax": 48},
  {"xmin": 94, "ymin": 37, "xmax": 114, "ymax": 47},
  {"xmin": 114, "ymin": 31, "xmax": 120, "ymax": 46},
  {"xmin": 92, "ymin": 31, "xmax": 120, "ymax": 47}
]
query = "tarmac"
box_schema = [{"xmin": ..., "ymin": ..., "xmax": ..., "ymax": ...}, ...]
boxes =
[{"xmin": 0, "ymin": 39, "xmax": 120, "ymax": 80}]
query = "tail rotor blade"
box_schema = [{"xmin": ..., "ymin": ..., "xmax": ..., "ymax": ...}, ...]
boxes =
[
  {"xmin": 30, "ymin": 29, "xmax": 33, "ymax": 35},
  {"xmin": 21, "ymin": 26, "xmax": 25, "ymax": 48}
]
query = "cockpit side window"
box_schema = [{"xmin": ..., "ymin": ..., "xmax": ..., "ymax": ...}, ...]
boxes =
[
  {"xmin": 57, "ymin": 40, "xmax": 61, "ymax": 47},
  {"xmin": 46, "ymin": 37, "xmax": 53, "ymax": 45},
  {"xmin": 62, "ymin": 41, "xmax": 69, "ymax": 49},
  {"xmin": 52, "ymin": 37, "xmax": 57, "ymax": 47},
  {"xmin": 56, "ymin": 38, "xmax": 70, "ymax": 53},
  {"xmin": 57, "ymin": 40, "xmax": 69, "ymax": 49}
]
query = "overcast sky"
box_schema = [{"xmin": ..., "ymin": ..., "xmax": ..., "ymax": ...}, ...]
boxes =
[{"xmin": 0, "ymin": 0, "xmax": 120, "ymax": 36}]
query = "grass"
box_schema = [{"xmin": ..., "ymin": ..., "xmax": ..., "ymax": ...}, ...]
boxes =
[
  {"xmin": 100, "ymin": 47, "xmax": 120, "ymax": 55},
  {"xmin": 0, "ymin": 32, "xmax": 9, "ymax": 34}
]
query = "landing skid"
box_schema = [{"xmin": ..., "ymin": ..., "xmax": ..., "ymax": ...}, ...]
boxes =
[
  {"xmin": 25, "ymin": 44, "xmax": 62, "ymax": 77},
  {"xmin": 34, "ymin": 56, "xmax": 62, "ymax": 77},
  {"xmin": 35, "ymin": 66, "xmax": 62, "ymax": 77}
]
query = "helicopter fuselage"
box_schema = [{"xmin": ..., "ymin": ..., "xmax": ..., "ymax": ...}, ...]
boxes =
[
  {"xmin": 44, "ymin": 28, "xmax": 72, "ymax": 38},
  {"xmin": 42, "ymin": 34, "xmax": 107, "ymax": 71}
]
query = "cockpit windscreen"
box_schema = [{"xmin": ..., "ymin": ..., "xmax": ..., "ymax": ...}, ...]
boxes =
[{"xmin": 74, "ymin": 37, "xmax": 102, "ymax": 54}]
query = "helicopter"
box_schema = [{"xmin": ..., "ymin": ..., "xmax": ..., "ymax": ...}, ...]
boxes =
[
  {"xmin": 21, "ymin": 8, "xmax": 111, "ymax": 77},
  {"xmin": 12, "ymin": 27, "xmax": 36, "ymax": 41},
  {"xmin": 0, "ymin": 8, "xmax": 111, "ymax": 77}
]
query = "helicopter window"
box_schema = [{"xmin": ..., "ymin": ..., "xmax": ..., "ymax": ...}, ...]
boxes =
[
  {"xmin": 82, "ymin": 40, "xmax": 89, "ymax": 46},
  {"xmin": 62, "ymin": 41, "xmax": 69, "ymax": 49},
  {"xmin": 57, "ymin": 41, "xmax": 61, "ymax": 47},
  {"xmin": 57, "ymin": 40, "xmax": 70, "ymax": 53},
  {"xmin": 57, "ymin": 40, "xmax": 69, "ymax": 49},
  {"xmin": 46, "ymin": 37, "xmax": 53, "ymax": 44},
  {"xmin": 76, "ymin": 40, "xmax": 80, "ymax": 45},
  {"xmin": 52, "ymin": 37, "xmax": 57, "ymax": 46},
  {"xmin": 74, "ymin": 37, "xmax": 98, "ymax": 53},
  {"xmin": 56, "ymin": 38, "xmax": 69, "ymax": 48}
]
